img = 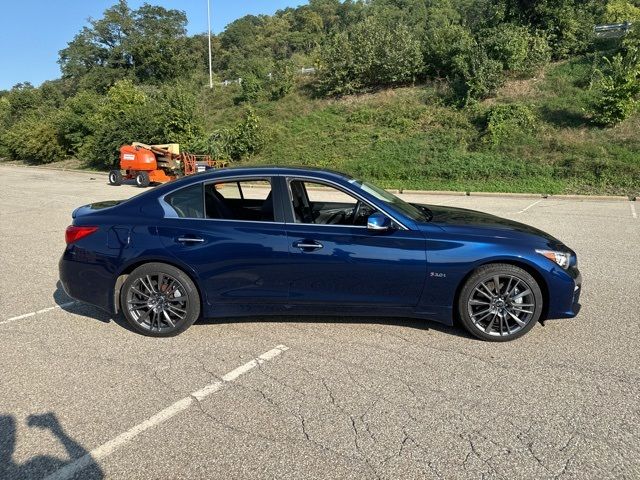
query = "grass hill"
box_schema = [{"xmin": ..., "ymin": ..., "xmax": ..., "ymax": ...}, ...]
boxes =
[
  {"xmin": 200, "ymin": 58, "xmax": 640, "ymax": 195},
  {"xmin": 1, "ymin": 1, "xmax": 639, "ymax": 196}
]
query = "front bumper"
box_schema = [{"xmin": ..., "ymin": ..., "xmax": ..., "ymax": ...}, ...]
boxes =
[{"xmin": 547, "ymin": 266, "xmax": 581, "ymax": 319}]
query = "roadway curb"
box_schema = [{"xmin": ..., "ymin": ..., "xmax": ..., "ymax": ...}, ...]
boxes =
[{"xmin": 392, "ymin": 189, "xmax": 633, "ymax": 202}]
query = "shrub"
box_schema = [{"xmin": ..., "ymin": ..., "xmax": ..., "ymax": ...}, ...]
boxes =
[
  {"xmin": 452, "ymin": 47, "xmax": 505, "ymax": 103},
  {"xmin": 481, "ymin": 24, "xmax": 551, "ymax": 77},
  {"xmin": 604, "ymin": 0, "xmax": 640, "ymax": 23},
  {"xmin": 314, "ymin": 32, "xmax": 361, "ymax": 96},
  {"xmin": 227, "ymin": 108, "xmax": 264, "ymax": 160},
  {"xmin": 269, "ymin": 61, "xmax": 296, "ymax": 101},
  {"xmin": 423, "ymin": 24, "xmax": 475, "ymax": 77},
  {"xmin": 1, "ymin": 114, "xmax": 65, "ymax": 163},
  {"xmin": 57, "ymin": 90, "xmax": 102, "ymax": 155},
  {"xmin": 190, "ymin": 109, "xmax": 264, "ymax": 161},
  {"xmin": 234, "ymin": 74, "xmax": 264, "ymax": 104},
  {"xmin": 590, "ymin": 48, "xmax": 640, "ymax": 126},
  {"xmin": 482, "ymin": 103, "xmax": 538, "ymax": 146}
]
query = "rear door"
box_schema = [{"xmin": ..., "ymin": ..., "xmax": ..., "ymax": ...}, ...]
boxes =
[
  {"xmin": 283, "ymin": 179, "xmax": 427, "ymax": 306},
  {"xmin": 156, "ymin": 178, "xmax": 290, "ymax": 305}
]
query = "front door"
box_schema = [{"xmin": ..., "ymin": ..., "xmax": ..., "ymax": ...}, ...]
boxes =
[{"xmin": 284, "ymin": 179, "xmax": 427, "ymax": 306}]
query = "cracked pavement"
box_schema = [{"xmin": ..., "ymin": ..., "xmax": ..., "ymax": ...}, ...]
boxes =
[{"xmin": 0, "ymin": 166, "xmax": 638, "ymax": 479}]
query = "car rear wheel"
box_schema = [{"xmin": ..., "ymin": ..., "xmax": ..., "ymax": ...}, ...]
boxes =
[
  {"xmin": 458, "ymin": 264, "xmax": 543, "ymax": 341},
  {"xmin": 135, "ymin": 171, "xmax": 150, "ymax": 188},
  {"xmin": 120, "ymin": 263, "xmax": 200, "ymax": 337},
  {"xmin": 108, "ymin": 170, "xmax": 122, "ymax": 186}
]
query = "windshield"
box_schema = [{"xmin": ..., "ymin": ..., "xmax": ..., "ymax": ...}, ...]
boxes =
[{"xmin": 352, "ymin": 180, "xmax": 429, "ymax": 222}]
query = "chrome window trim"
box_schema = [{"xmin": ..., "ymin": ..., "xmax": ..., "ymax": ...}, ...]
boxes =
[
  {"xmin": 160, "ymin": 175, "xmax": 276, "ymax": 222},
  {"xmin": 158, "ymin": 173, "xmax": 410, "ymax": 230},
  {"xmin": 285, "ymin": 176, "xmax": 409, "ymax": 231}
]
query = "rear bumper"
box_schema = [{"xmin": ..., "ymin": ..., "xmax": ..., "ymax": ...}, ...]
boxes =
[{"xmin": 59, "ymin": 249, "xmax": 115, "ymax": 313}]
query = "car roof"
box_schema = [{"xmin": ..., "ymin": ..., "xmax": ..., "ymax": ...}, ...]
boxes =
[{"xmin": 206, "ymin": 166, "xmax": 353, "ymax": 181}]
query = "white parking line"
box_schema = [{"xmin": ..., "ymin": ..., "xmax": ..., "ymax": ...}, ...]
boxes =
[
  {"xmin": 0, "ymin": 302, "xmax": 77, "ymax": 326},
  {"xmin": 631, "ymin": 202, "xmax": 637, "ymax": 219},
  {"xmin": 43, "ymin": 344, "xmax": 290, "ymax": 480},
  {"xmin": 516, "ymin": 199, "xmax": 542, "ymax": 214}
]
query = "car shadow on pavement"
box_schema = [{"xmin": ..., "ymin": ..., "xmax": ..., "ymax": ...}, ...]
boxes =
[
  {"xmin": 198, "ymin": 315, "xmax": 476, "ymax": 340},
  {"xmin": 53, "ymin": 282, "xmax": 135, "ymax": 333},
  {"xmin": 0, "ymin": 412, "xmax": 103, "ymax": 479},
  {"xmin": 53, "ymin": 282, "xmax": 474, "ymax": 340}
]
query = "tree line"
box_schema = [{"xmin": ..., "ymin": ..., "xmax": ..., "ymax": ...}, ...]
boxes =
[{"xmin": 1, "ymin": 0, "xmax": 639, "ymax": 168}]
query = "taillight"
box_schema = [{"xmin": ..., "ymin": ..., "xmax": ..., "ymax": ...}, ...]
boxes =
[{"xmin": 65, "ymin": 225, "xmax": 99, "ymax": 244}]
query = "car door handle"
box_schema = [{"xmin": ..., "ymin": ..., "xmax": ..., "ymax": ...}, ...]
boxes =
[
  {"xmin": 293, "ymin": 241, "xmax": 323, "ymax": 250},
  {"xmin": 177, "ymin": 236, "xmax": 205, "ymax": 244}
]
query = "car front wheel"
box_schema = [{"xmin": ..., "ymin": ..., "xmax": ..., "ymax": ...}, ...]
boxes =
[
  {"xmin": 120, "ymin": 263, "xmax": 200, "ymax": 337},
  {"xmin": 458, "ymin": 264, "xmax": 543, "ymax": 341}
]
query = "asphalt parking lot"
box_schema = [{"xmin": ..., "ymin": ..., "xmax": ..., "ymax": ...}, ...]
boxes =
[{"xmin": 1, "ymin": 165, "xmax": 638, "ymax": 480}]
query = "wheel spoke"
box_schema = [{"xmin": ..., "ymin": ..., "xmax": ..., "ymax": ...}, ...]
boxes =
[
  {"xmin": 506, "ymin": 310, "xmax": 526, "ymax": 327},
  {"xmin": 506, "ymin": 280, "xmax": 520, "ymax": 298},
  {"xmin": 472, "ymin": 310, "xmax": 493, "ymax": 325},
  {"xmin": 145, "ymin": 275, "xmax": 157, "ymax": 293},
  {"xmin": 484, "ymin": 313, "xmax": 498, "ymax": 333},
  {"xmin": 480, "ymin": 282, "xmax": 495, "ymax": 298},
  {"xmin": 166, "ymin": 297, "xmax": 186, "ymax": 304},
  {"xmin": 131, "ymin": 287, "xmax": 150, "ymax": 298},
  {"xmin": 511, "ymin": 308, "xmax": 533, "ymax": 315},
  {"xmin": 511, "ymin": 289, "xmax": 532, "ymax": 302},
  {"xmin": 493, "ymin": 275, "xmax": 501, "ymax": 295},
  {"xmin": 475, "ymin": 284, "xmax": 493, "ymax": 300},
  {"xmin": 166, "ymin": 305, "xmax": 186, "ymax": 319},
  {"xmin": 504, "ymin": 277, "xmax": 513, "ymax": 298},
  {"xmin": 162, "ymin": 310, "xmax": 175, "ymax": 328},
  {"xmin": 137, "ymin": 308, "xmax": 151, "ymax": 324},
  {"xmin": 469, "ymin": 299, "xmax": 491, "ymax": 306}
]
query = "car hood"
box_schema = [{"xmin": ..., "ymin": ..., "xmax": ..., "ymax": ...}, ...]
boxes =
[{"xmin": 415, "ymin": 204, "xmax": 563, "ymax": 246}]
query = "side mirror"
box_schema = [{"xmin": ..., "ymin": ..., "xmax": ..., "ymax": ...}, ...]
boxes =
[{"xmin": 367, "ymin": 213, "xmax": 391, "ymax": 232}]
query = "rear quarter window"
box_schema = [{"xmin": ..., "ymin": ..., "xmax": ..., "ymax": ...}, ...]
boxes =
[{"xmin": 163, "ymin": 183, "xmax": 204, "ymax": 218}]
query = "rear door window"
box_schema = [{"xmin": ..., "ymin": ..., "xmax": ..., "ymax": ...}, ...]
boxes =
[
  {"xmin": 164, "ymin": 183, "xmax": 204, "ymax": 218},
  {"xmin": 204, "ymin": 179, "xmax": 275, "ymax": 221}
]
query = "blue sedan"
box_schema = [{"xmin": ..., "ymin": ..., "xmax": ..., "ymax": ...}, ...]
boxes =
[{"xmin": 59, "ymin": 167, "xmax": 581, "ymax": 341}]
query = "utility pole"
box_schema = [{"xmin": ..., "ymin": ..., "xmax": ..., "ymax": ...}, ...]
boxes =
[{"xmin": 207, "ymin": 0, "xmax": 213, "ymax": 88}]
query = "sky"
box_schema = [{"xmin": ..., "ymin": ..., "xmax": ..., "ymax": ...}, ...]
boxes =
[{"xmin": 0, "ymin": 0, "xmax": 308, "ymax": 90}]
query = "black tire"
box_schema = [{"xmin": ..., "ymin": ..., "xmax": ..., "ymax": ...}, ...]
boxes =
[
  {"xmin": 457, "ymin": 263, "xmax": 543, "ymax": 342},
  {"xmin": 135, "ymin": 171, "xmax": 150, "ymax": 188},
  {"xmin": 109, "ymin": 170, "xmax": 123, "ymax": 186},
  {"xmin": 120, "ymin": 263, "xmax": 201, "ymax": 337}
]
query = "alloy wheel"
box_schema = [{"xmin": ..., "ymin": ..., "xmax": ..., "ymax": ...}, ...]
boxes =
[
  {"xmin": 125, "ymin": 273, "xmax": 189, "ymax": 333},
  {"xmin": 467, "ymin": 274, "xmax": 536, "ymax": 337}
]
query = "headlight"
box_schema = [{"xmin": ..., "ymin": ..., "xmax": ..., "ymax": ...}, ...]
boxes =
[{"xmin": 536, "ymin": 249, "xmax": 571, "ymax": 269}]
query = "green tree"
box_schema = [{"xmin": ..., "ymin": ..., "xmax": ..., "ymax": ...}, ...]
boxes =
[
  {"xmin": 59, "ymin": 0, "xmax": 201, "ymax": 89},
  {"xmin": 315, "ymin": 15, "xmax": 423, "ymax": 95}
]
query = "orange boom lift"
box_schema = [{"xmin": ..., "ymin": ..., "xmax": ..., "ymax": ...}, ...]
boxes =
[{"xmin": 108, "ymin": 143, "xmax": 228, "ymax": 188}]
